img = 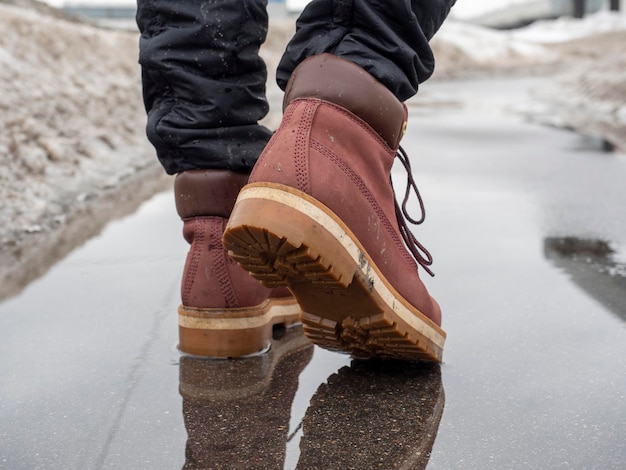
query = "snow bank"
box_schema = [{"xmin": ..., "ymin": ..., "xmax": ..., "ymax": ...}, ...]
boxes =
[
  {"xmin": 511, "ymin": 10, "xmax": 626, "ymax": 42},
  {"xmin": 431, "ymin": 11, "xmax": 626, "ymax": 152},
  {"xmin": 532, "ymin": 30, "xmax": 626, "ymax": 152},
  {"xmin": 432, "ymin": 21, "xmax": 557, "ymax": 77},
  {"xmin": 503, "ymin": 10, "xmax": 626, "ymax": 151},
  {"xmin": 450, "ymin": 0, "xmax": 541, "ymax": 21},
  {"xmin": 0, "ymin": 3, "xmax": 165, "ymax": 298},
  {"xmin": 433, "ymin": 10, "xmax": 626, "ymax": 77},
  {"xmin": 0, "ymin": 3, "xmax": 157, "ymax": 233}
]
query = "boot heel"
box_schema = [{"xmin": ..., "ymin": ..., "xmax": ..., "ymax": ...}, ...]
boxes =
[
  {"xmin": 224, "ymin": 183, "xmax": 357, "ymax": 290},
  {"xmin": 178, "ymin": 298, "xmax": 301, "ymax": 358}
]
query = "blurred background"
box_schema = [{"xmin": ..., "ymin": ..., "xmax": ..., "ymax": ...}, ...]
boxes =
[
  {"xmin": 0, "ymin": 1, "xmax": 624, "ymax": 468},
  {"xmin": 38, "ymin": 0, "xmax": 620, "ymax": 29}
]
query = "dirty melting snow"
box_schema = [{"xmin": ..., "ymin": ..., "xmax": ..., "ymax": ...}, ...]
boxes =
[
  {"xmin": 432, "ymin": 10, "xmax": 626, "ymax": 152},
  {"xmin": 0, "ymin": 3, "xmax": 155, "ymax": 245},
  {"xmin": 1, "ymin": 3, "xmax": 625, "ymax": 264}
]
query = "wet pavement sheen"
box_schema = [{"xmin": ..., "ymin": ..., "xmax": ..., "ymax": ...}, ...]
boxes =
[{"xmin": 1, "ymin": 77, "xmax": 625, "ymax": 469}]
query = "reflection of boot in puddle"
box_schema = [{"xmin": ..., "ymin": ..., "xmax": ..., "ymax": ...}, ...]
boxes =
[
  {"xmin": 544, "ymin": 237, "xmax": 626, "ymax": 322},
  {"xmin": 297, "ymin": 361, "xmax": 444, "ymax": 469},
  {"xmin": 179, "ymin": 326, "xmax": 313, "ymax": 469}
]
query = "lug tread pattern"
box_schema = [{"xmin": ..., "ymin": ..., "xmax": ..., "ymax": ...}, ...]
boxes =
[
  {"xmin": 301, "ymin": 312, "xmax": 436, "ymax": 361},
  {"xmin": 225, "ymin": 223, "xmax": 440, "ymax": 362}
]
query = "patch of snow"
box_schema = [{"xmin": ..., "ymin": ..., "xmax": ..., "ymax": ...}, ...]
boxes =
[
  {"xmin": 511, "ymin": 10, "xmax": 626, "ymax": 43},
  {"xmin": 450, "ymin": 0, "xmax": 543, "ymax": 20},
  {"xmin": 435, "ymin": 21, "xmax": 556, "ymax": 66},
  {"xmin": 0, "ymin": 3, "xmax": 156, "ymax": 242}
]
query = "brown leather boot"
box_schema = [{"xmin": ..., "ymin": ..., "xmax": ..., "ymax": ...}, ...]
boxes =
[
  {"xmin": 175, "ymin": 169, "xmax": 300, "ymax": 358},
  {"xmin": 223, "ymin": 54, "xmax": 446, "ymax": 362}
]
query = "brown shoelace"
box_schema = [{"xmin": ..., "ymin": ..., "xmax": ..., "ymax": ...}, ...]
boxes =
[{"xmin": 392, "ymin": 146, "xmax": 435, "ymax": 277}]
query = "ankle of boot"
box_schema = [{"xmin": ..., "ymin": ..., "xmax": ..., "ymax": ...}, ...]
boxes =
[
  {"xmin": 283, "ymin": 53, "xmax": 407, "ymax": 150},
  {"xmin": 180, "ymin": 215, "xmax": 270, "ymax": 309},
  {"xmin": 175, "ymin": 169, "xmax": 249, "ymax": 218}
]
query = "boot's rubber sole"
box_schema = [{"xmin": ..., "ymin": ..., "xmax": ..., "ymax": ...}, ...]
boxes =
[
  {"xmin": 178, "ymin": 296, "xmax": 301, "ymax": 358},
  {"xmin": 223, "ymin": 183, "xmax": 446, "ymax": 362}
]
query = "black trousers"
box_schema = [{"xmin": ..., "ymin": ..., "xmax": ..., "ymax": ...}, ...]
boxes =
[{"xmin": 136, "ymin": 0, "xmax": 456, "ymax": 175}]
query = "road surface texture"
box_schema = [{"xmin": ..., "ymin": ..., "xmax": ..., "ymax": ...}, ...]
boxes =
[{"xmin": 1, "ymin": 76, "xmax": 625, "ymax": 469}]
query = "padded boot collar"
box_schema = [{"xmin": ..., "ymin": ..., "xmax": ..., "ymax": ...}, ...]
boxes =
[
  {"xmin": 175, "ymin": 169, "xmax": 249, "ymax": 218},
  {"xmin": 283, "ymin": 53, "xmax": 407, "ymax": 150}
]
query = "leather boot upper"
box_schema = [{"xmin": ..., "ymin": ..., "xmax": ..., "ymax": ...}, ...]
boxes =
[
  {"xmin": 250, "ymin": 54, "xmax": 441, "ymax": 325},
  {"xmin": 175, "ymin": 169, "xmax": 273, "ymax": 309}
]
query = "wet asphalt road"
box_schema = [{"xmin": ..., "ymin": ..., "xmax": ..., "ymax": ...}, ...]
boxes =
[{"xmin": 1, "ymin": 76, "xmax": 625, "ymax": 469}]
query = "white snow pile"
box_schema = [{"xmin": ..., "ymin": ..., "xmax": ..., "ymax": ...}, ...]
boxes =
[
  {"xmin": 0, "ymin": 2, "xmax": 166, "ymax": 298},
  {"xmin": 524, "ymin": 12, "xmax": 626, "ymax": 151},
  {"xmin": 431, "ymin": 10, "xmax": 626, "ymax": 152},
  {"xmin": 432, "ymin": 9, "xmax": 626, "ymax": 76},
  {"xmin": 449, "ymin": 0, "xmax": 534, "ymax": 21},
  {"xmin": 0, "ymin": 2, "xmax": 157, "ymax": 225},
  {"xmin": 511, "ymin": 9, "xmax": 626, "ymax": 42},
  {"xmin": 431, "ymin": 21, "xmax": 558, "ymax": 75},
  {"xmin": 533, "ymin": 29, "xmax": 626, "ymax": 152},
  {"xmin": 0, "ymin": 3, "xmax": 156, "ymax": 238}
]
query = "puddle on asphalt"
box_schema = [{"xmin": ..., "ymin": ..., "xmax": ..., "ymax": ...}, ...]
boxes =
[
  {"xmin": 0, "ymin": 170, "xmax": 169, "ymax": 303},
  {"xmin": 179, "ymin": 325, "xmax": 444, "ymax": 469},
  {"xmin": 544, "ymin": 237, "xmax": 626, "ymax": 322},
  {"xmin": 3, "ymin": 76, "xmax": 626, "ymax": 468}
]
